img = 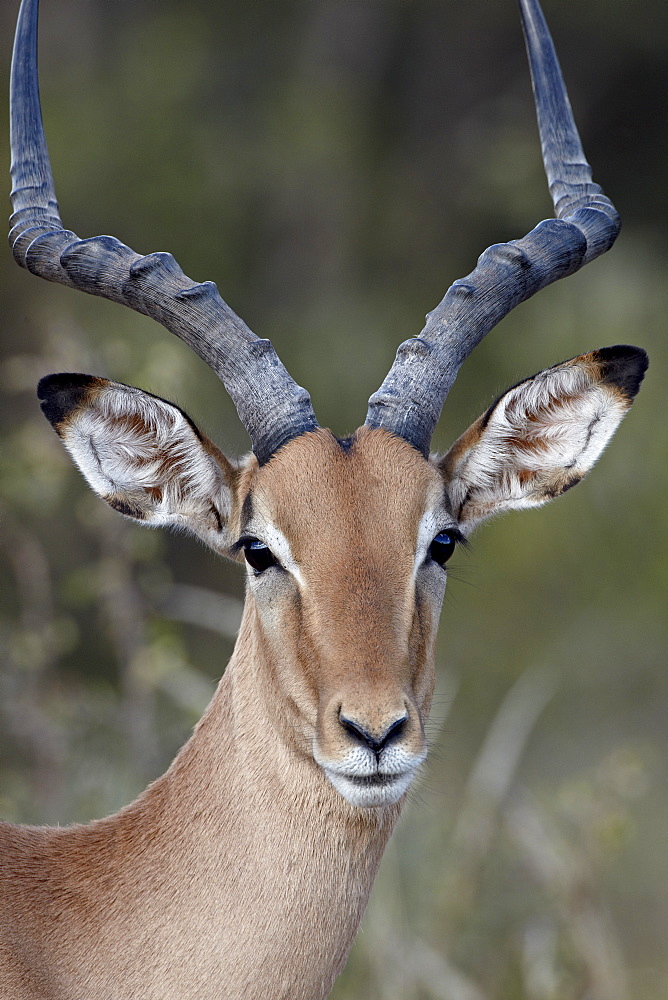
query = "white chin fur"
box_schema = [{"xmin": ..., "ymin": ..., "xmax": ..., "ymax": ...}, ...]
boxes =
[{"xmin": 323, "ymin": 766, "xmax": 418, "ymax": 808}]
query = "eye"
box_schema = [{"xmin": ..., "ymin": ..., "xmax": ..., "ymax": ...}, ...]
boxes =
[
  {"xmin": 243, "ymin": 539, "xmax": 277, "ymax": 574},
  {"xmin": 428, "ymin": 530, "xmax": 457, "ymax": 567}
]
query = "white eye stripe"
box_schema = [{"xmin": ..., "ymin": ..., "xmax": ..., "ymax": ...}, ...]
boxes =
[
  {"xmin": 246, "ymin": 520, "xmax": 305, "ymax": 587},
  {"xmin": 413, "ymin": 509, "xmax": 453, "ymax": 579},
  {"xmin": 249, "ymin": 509, "xmax": 452, "ymax": 588}
]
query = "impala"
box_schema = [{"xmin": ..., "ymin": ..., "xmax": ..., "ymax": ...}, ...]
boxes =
[{"xmin": 1, "ymin": 0, "xmax": 647, "ymax": 997}]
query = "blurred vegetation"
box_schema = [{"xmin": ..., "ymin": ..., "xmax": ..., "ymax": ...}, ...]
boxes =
[{"xmin": 0, "ymin": 1, "xmax": 666, "ymax": 998}]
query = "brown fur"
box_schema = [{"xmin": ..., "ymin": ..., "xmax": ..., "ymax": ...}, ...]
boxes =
[
  {"xmin": 0, "ymin": 428, "xmax": 444, "ymax": 1000},
  {"xmin": 0, "ymin": 352, "xmax": 642, "ymax": 996}
]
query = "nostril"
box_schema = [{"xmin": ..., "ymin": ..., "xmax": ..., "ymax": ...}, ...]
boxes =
[
  {"xmin": 339, "ymin": 715, "xmax": 377, "ymax": 751},
  {"xmin": 339, "ymin": 712, "xmax": 409, "ymax": 754},
  {"xmin": 383, "ymin": 714, "xmax": 408, "ymax": 746}
]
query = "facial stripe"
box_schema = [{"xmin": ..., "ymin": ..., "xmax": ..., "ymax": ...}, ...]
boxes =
[
  {"xmin": 246, "ymin": 518, "xmax": 305, "ymax": 587},
  {"xmin": 413, "ymin": 509, "xmax": 439, "ymax": 580},
  {"xmin": 412, "ymin": 506, "xmax": 457, "ymax": 580},
  {"xmin": 239, "ymin": 491, "xmax": 255, "ymax": 534}
]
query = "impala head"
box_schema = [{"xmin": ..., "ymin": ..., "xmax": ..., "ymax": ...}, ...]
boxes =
[
  {"xmin": 10, "ymin": 0, "xmax": 646, "ymax": 809},
  {"xmin": 236, "ymin": 427, "xmax": 446, "ymax": 806}
]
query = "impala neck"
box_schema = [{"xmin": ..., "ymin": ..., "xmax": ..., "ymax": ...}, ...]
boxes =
[{"xmin": 116, "ymin": 599, "xmax": 400, "ymax": 998}]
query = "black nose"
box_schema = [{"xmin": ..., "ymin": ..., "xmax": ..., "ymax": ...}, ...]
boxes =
[{"xmin": 338, "ymin": 712, "xmax": 408, "ymax": 755}]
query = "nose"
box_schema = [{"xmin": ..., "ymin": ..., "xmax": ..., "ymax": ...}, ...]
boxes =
[{"xmin": 338, "ymin": 711, "xmax": 408, "ymax": 755}]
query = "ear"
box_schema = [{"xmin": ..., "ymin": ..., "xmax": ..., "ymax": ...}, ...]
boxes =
[
  {"xmin": 38, "ymin": 373, "xmax": 239, "ymax": 554},
  {"xmin": 440, "ymin": 345, "xmax": 648, "ymax": 532}
]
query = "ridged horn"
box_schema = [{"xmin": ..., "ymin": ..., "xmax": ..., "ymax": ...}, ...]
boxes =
[
  {"xmin": 9, "ymin": 0, "xmax": 320, "ymax": 465},
  {"xmin": 364, "ymin": 0, "xmax": 620, "ymax": 457}
]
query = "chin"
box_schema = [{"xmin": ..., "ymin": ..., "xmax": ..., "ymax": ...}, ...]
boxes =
[{"xmin": 323, "ymin": 767, "xmax": 419, "ymax": 808}]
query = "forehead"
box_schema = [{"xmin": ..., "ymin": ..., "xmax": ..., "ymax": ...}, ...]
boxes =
[{"xmin": 246, "ymin": 427, "xmax": 443, "ymax": 555}]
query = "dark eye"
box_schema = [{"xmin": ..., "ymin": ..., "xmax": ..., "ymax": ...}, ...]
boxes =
[
  {"xmin": 429, "ymin": 531, "xmax": 457, "ymax": 567},
  {"xmin": 243, "ymin": 539, "xmax": 277, "ymax": 574}
]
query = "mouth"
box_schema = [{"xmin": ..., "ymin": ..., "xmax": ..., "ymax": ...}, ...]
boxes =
[
  {"xmin": 314, "ymin": 735, "xmax": 427, "ymax": 809},
  {"xmin": 346, "ymin": 773, "xmax": 400, "ymax": 788},
  {"xmin": 322, "ymin": 766, "xmax": 419, "ymax": 808}
]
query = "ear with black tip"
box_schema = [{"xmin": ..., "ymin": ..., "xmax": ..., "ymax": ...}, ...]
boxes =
[
  {"xmin": 38, "ymin": 373, "xmax": 239, "ymax": 554},
  {"xmin": 440, "ymin": 345, "xmax": 647, "ymax": 531},
  {"xmin": 38, "ymin": 372, "xmax": 109, "ymax": 428},
  {"xmin": 593, "ymin": 344, "xmax": 648, "ymax": 399}
]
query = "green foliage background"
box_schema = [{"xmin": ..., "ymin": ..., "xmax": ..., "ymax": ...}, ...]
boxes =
[{"xmin": 0, "ymin": 2, "xmax": 665, "ymax": 997}]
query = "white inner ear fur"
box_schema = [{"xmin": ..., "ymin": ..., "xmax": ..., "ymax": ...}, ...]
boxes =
[
  {"xmin": 62, "ymin": 384, "xmax": 230, "ymax": 532},
  {"xmin": 446, "ymin": 362, "xmax": 629, "ymax": 528}
]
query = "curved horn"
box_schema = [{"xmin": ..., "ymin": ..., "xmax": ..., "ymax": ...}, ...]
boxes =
[
  {"xmin": 365, "ymin": 0, "xmax": 620, "ymax": 457},
  {"xmin": 9, "ymin": 0, "xmax": 319, "ymax": 465}
]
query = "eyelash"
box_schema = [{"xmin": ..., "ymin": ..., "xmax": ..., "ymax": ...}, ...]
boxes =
[
  {"xmin": 426, "ymin": 527, "xmax": 466, "ymax": 568},
  {"xmin": 238, "ymin": 537, "xmax": 278, "ymax": 574}
]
